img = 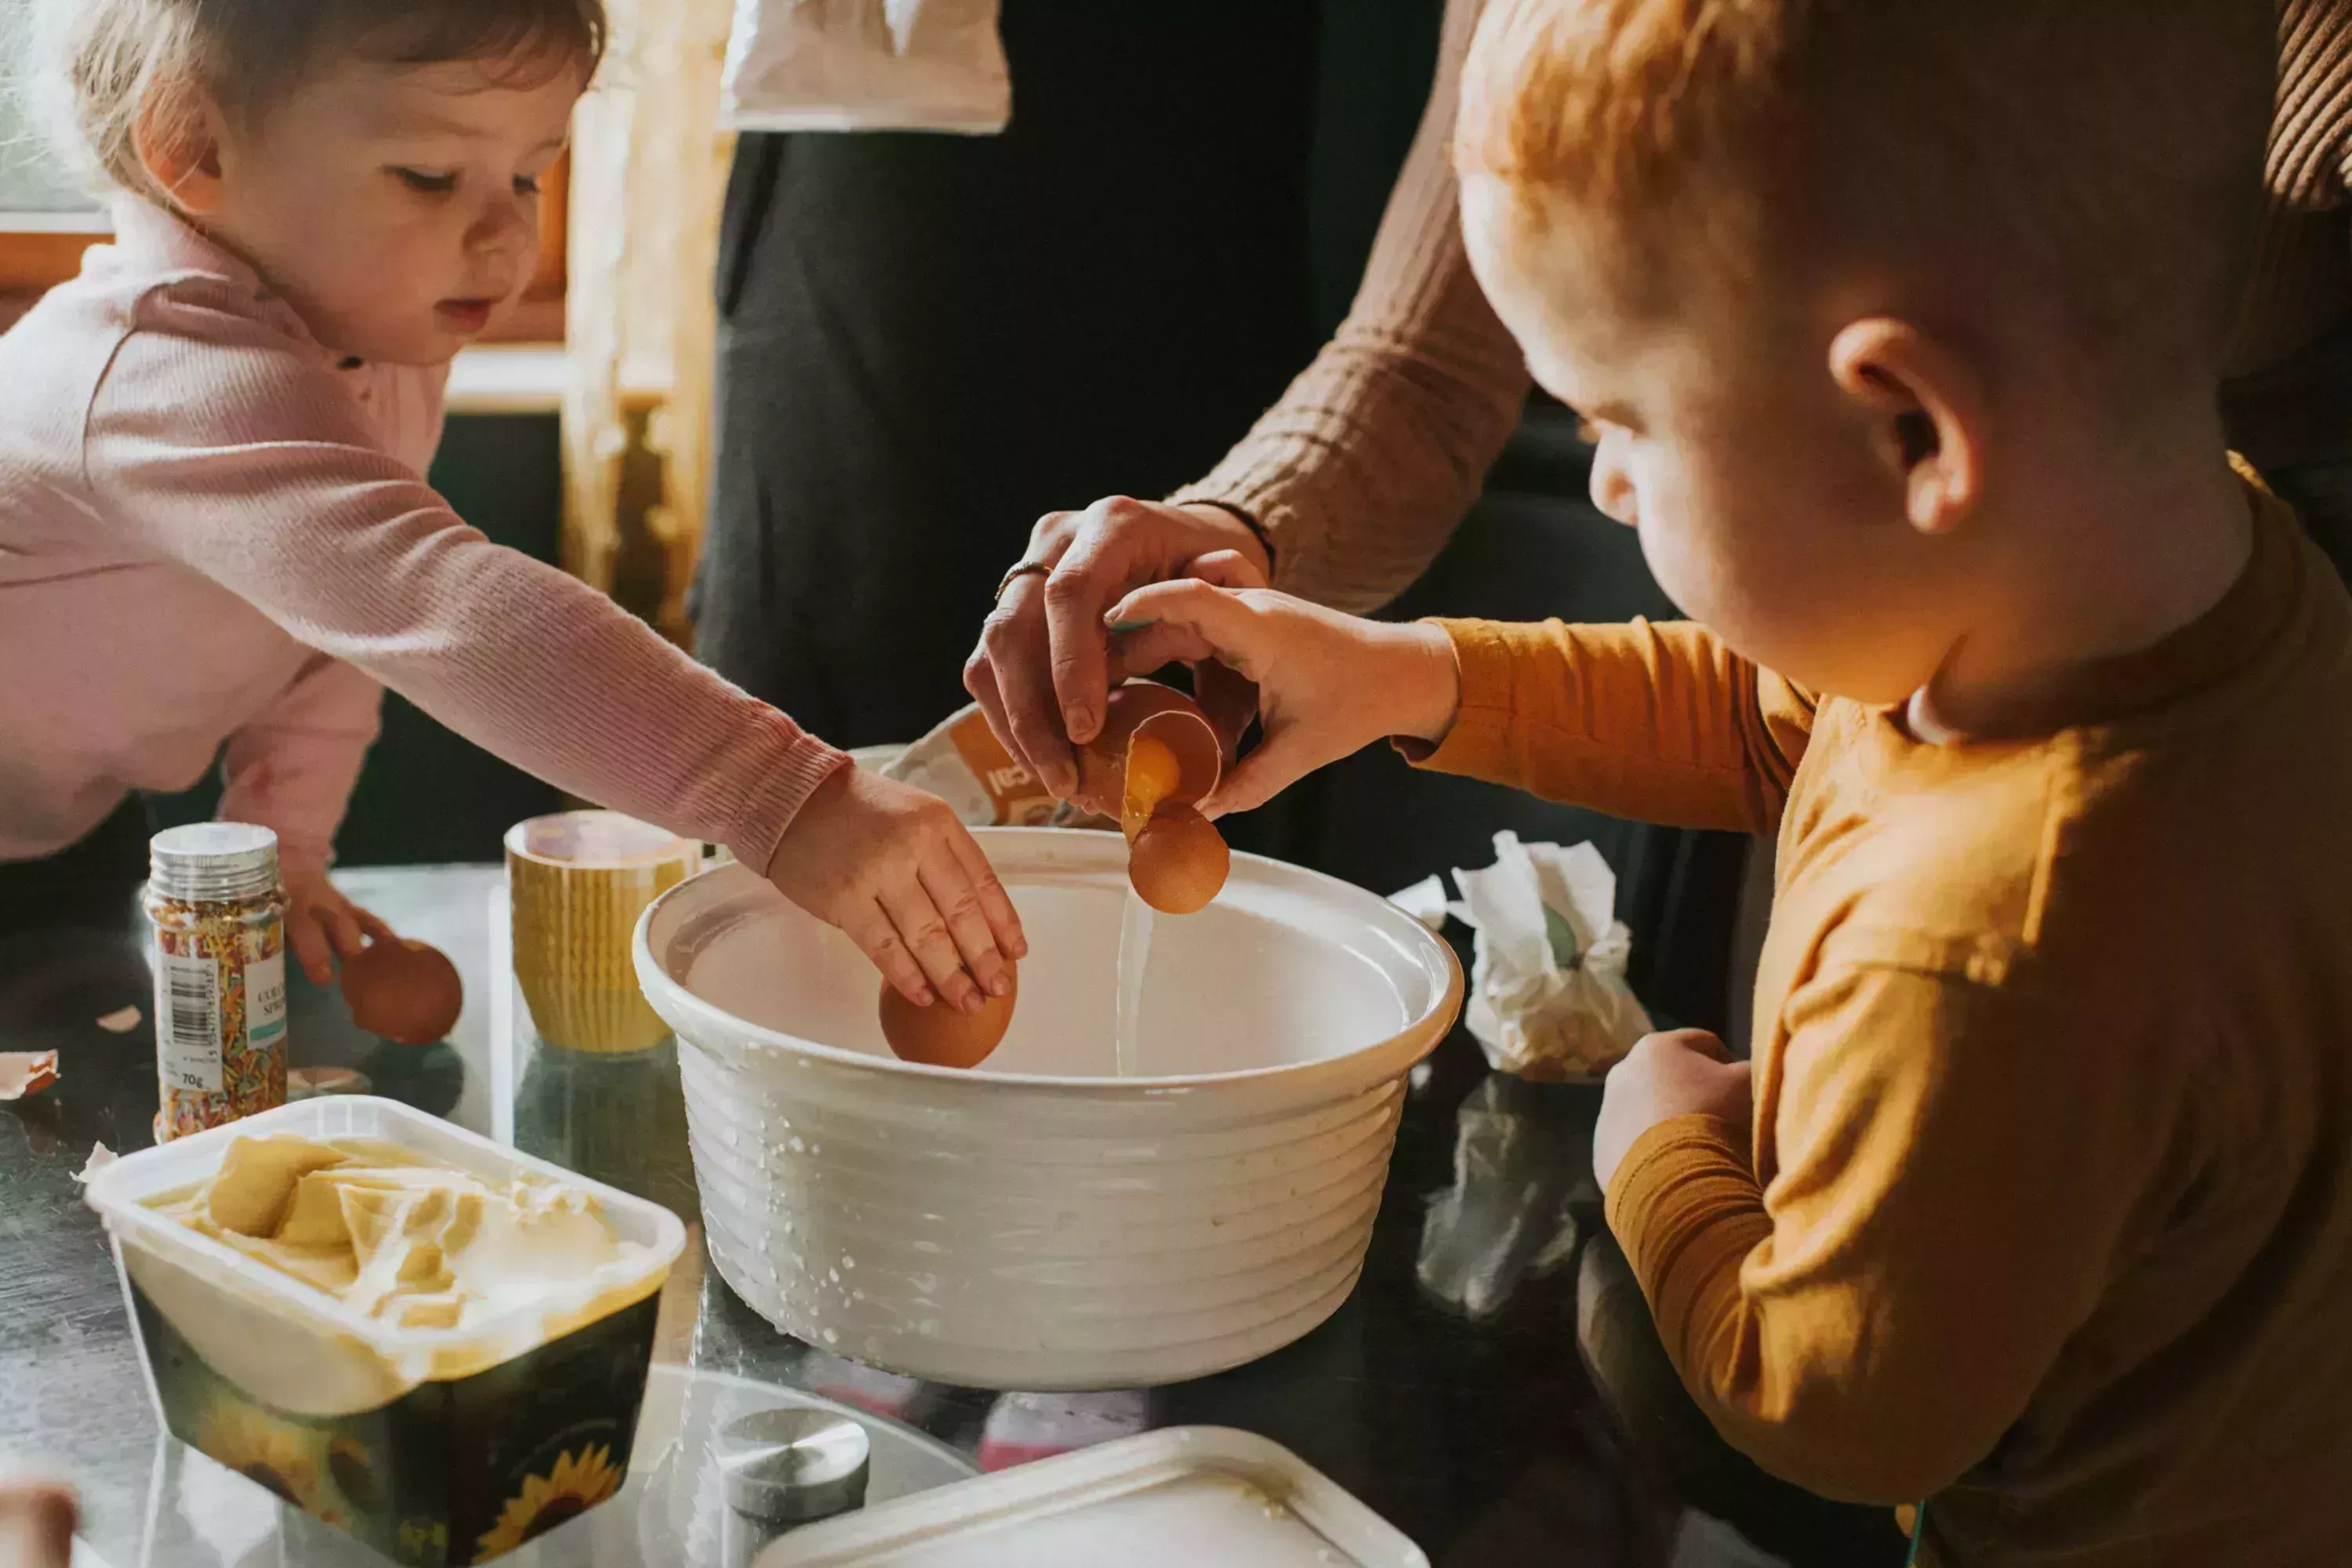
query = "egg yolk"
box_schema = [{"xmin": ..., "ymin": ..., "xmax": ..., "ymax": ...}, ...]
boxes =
[{"xmin": 1124, "ymin": 733, "xmax": 1185, "ymax": 818}]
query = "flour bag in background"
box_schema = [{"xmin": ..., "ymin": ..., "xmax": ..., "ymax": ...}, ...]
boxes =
[
  {"xmin": 874, "ymin": 705, "xmax": 1080, "ymax": 828},
  {"xmin": 1446, "ymin": 833, "xmax": 1653, "ymax": 1082},
  {"xmin": 721, "ymin": 0, "xmax": 1011, "ymax": 133}
]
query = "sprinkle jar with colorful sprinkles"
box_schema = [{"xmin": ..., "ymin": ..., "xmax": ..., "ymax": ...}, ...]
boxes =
[{"xmin": 146, "ymin": 824, "xmax": 289, "ymax": 1141}]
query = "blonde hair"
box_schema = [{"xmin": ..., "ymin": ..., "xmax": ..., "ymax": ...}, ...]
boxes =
[
  {"xmin": 32, "ymin": 0, "xmax": 605, "ymax": 201},
  {"xmin": 1456, "ymin": 0, "xmax": 2278, "ymax": 380}
]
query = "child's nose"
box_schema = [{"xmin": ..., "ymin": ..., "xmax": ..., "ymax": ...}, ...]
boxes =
[{"xmin": 468, "ymin": 196, "xmax": 534, "ymax": 262}]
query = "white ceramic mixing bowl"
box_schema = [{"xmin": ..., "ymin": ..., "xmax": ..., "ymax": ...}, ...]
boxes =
[{"xmin": 633, "ymin": 828, "xmax": 1461, "ymax": 1390}]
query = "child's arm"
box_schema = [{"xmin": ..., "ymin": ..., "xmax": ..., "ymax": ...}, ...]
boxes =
[
  {"xmin": 89, "ymin": 296, "xmax": 1019, "ymax": 1007},
  {"xmin": 218, "ymin": 653, "xmax": 385, "ymax": 982},
  {"xmin": 1108, "ymin": 576, "xmax": 1813, "ymax": 832},
  {"xmin": 1408, "ymin": 617, "xmax": 1812, "ymax": 835},
  {"xmin": 1601, "ymin": 949, "xmax": 2155, "ymax": 1504}
]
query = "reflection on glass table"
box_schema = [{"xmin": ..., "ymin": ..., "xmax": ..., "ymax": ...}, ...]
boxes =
[{"xmin": 118, "ymin": 1367, "xmax": 974, "ymax": 1567}]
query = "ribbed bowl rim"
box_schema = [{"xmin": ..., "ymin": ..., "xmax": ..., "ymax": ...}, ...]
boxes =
[{"xmin": 633, "ymin": 828, "xmax": 1463, "ymax": 1096}]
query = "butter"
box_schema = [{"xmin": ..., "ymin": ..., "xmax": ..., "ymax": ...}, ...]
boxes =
[{"xmin": 151, "ymin": 1133, "xmax": 644, "ymax": 1334}]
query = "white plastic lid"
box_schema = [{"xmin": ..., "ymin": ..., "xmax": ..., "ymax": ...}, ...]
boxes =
[{"xmin": 755, "ymin": 1427, "xmax": 1428, "ymax": 1568}]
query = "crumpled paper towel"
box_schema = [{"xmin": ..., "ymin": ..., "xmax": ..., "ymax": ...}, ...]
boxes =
[
  {"xmin": 722, "ymin": 0, "xmax": 1011, "ymax": 134},
  {"xmin": 1443, "ymin": 832, "xmax": 1652, "ymax": 1082}
]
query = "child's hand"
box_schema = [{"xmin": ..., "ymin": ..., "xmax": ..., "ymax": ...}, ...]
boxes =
[
  {"xmin": 1593, "ymin": 1030, "xmax": 1755, "ymax": 1193},
  {"xmin": 0, "ymin": 1475, "xmax": 77, "ymax": 1568},
  {"xmin": 282, "ymin": 862, "xmax": 392, "ymax": 985},
  {"xmin": 1105, "ymin": 568, "xmax": 1461, "ymax": 817},
  {"xmin": 766, "ymin": 767, "xmax": 1027, "ymax": 1012}
]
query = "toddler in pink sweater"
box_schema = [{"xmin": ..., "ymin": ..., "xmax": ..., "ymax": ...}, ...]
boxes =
[{"xmin": 1, "ymin": 0, "xmax": 1022, "ymax": 1007}]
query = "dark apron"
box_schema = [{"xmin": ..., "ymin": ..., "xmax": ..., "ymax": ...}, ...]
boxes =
[{"xmin": 699, "ymin": 1, "xmax": 1322, "ymax": 750}]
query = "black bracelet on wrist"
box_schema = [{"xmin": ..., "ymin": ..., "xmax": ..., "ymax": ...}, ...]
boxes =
[{"xmin": 1183, "ymin": 499, "xmax": 1278, "ymax": 577}]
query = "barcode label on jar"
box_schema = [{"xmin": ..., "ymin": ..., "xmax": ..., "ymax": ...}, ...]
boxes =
[
  {"xmin": 157, "ymin": 954, "xmax": 222, "ymax": 1093},
  {"xmin": 245, "ymin": 951, "xmax": 287, "ymax": 1052}
]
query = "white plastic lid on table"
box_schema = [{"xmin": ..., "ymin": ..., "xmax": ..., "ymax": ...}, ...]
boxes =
[{"xmin": 757, "ymin": 1427, "xmax": 1428, "ymax": 1568}]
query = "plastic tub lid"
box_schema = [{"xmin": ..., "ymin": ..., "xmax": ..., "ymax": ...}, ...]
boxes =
[{"xmin": 754, "ymin": 1427, "xmax": 1428, "ymax": 1567}]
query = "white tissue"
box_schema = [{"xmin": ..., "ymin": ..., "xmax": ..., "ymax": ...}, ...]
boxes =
[
  {"xmin": 1452, "ymin": 833, "xmax": 1652, "ymax": 1081},
  {"xmin": 1388, "ymin": 874, "xmax": 1451, "ymax": 932},
  {"xmin": 722, "ymin": 0, "xmax": 1011, "ymax": 133}
]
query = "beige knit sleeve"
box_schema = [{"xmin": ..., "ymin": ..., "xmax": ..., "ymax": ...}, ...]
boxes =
[{"xmin": 1171, "ymin": 0, "xmax": 1530, "ymax": 615}]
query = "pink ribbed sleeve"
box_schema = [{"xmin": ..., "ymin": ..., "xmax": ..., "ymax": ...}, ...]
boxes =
[
  {"xmin": 218, "ymin": 653, "xmax": 383, "ymax": 872},
  {"xmin": 85, "ymin": 278, "xmax": 848, "ymax": 872}
]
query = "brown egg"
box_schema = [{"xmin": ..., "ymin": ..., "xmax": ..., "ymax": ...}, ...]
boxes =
[
  {"xmin": 339, "ymin": 937, "xmax": 464, "ymax": 1045},
  {"xmin": 878, "ymin": 960, "xmax": 1019, "ymax": 1069},
  {"xmin": 1129, "ymin": 804, "xmax": 1230, "ymax": 915},
  {"xmin": 1075, "ymin": 682, "xmax": 1223, "ymax": 840}
]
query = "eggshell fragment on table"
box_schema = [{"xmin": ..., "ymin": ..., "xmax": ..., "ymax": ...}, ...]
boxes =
[
  {"xmin": 0, "ymin": 1051, "xmax": 59, "ymax": 1102},
  {"xmin": 288, "ymin": 1066, "xmax": 371, "ymax": 1101}
]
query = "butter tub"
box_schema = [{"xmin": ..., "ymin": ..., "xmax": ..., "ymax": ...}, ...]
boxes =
[{"xmin": 83, "ymin": 1097, "xmax": 686, "ymax": 1565}]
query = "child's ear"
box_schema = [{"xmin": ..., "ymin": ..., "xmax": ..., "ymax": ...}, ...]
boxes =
[
  {"xmin": 1828, "ymin": 319, "xmax": 1986, "ymax": 536},
  {"xmin": 132, "ymin": 89, "xmax": 227, "ymax": 216}
]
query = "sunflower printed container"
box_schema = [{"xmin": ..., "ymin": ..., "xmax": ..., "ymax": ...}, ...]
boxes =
[{"xmin": 84, "ymin": 1098, "xmax": 686, "ymax": 1564}]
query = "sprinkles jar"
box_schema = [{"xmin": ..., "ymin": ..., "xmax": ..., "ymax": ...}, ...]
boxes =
[{"xmin": 145, "ymin": 824, "xmax": 289, "ymax": 1141}]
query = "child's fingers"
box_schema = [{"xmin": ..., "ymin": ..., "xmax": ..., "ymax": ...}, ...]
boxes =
[
  {"xmin": 1182, "ymin": 547, "xmax": 1269, "ymax": 591},
  {"xmin": 354, "ymin": 907, "xmax": 400, "ymax": 946},
  {"xmin": 289, "ymin": 911, "xmax": 336, "ymax": 985},
  {"xmin": 1686, "ymin": 1031, "xmax": 1735, "ymax": 1064},
  {"xmin": 917, "ymin": 856, "xmax": 1014, "ymax": 999},
  {"xmin": 878, "ymin": 880, "xmax": 984, "ymax": 1014},
  {"xmin": 841, "ymin": 902, "xmax": 936, "ymax": 1009},
  {"xmin": 1190, "ymin": 658, "xmax": 1261, "ymax": 761},
  {"xmin": 948, "ymin": 831, "xmax": 1026, "ymax": 960},
  {"xmin": 1109, "ymin": 621, "xmax": 1220, "ymax": 675},
  {"xmin": 1198, "ymin": 728, "xmax": 1320, "ymax": 820},
  {"xmin": 330, "ymin": 902, "xmax": 368, "ymax": 959},
  {"xmin": 1105, "ymin": 581, "xmax": 1268, "ymax": 681}
]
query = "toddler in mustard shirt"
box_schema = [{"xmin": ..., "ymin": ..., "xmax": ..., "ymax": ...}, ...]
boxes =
[{"xmin": 1103, "ymin": 2, "xmax": 2352, "ymax": 1564}]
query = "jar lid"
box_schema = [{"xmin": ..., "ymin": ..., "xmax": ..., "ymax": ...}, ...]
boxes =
[
  {"xmin": 149, "ymin": 823, "xmax": 281, "ymax": 904},
  {"xmin": 715, "ymin": 1406, "xmax": 871, "ymax": 1524}
]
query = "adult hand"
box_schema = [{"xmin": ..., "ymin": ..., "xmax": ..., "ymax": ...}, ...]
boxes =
[
  {"xmin": 964, "ymin": 496, "xmax": 1272, "ymax": 811},
  {"xmin": 1592, "ymin": 1029, "xmax": 1755, "ymax": 1194}
]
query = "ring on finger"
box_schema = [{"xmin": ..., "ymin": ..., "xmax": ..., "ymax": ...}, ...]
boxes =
[{"xmin": 994, "ymin": 561, "xmax": 1051, "ymax": 603}]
